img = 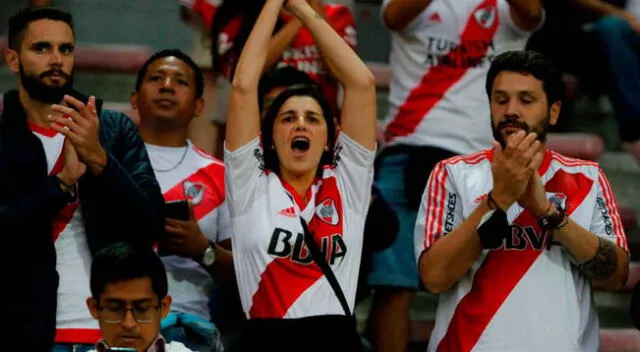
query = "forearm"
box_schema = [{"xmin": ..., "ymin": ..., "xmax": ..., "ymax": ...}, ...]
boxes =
[
  {"xmin": 206, "ymin": 245, "xmax": 236, "ymax": 287},
  {"xmin": 289, "ymin": 2, "xmax": 373, "ymax": 90},
  {"xmin": 232, "ymin": 0, "xmax": 285, "ymax": 93},
  {"xmin": 383, "ymin": 0, "xmax": 433, "ymax": 31},
  {"xmin": 419, "ymin": 200, "xmax": 491, "ymax": 293},
  {"xmin": 264, "ymin": 20, "xmax": 303, "ymax": 72},
  {"xmin": 553, "ymin": 220, "xmax": 628, "ymax": 290},
  {"xmin": 569, "ymin": 0, "xmax": 623, "ymax": 18}
]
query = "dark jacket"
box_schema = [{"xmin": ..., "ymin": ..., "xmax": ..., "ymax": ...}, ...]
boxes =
[{"xmin": 0, "ymin": 89, "xmax": 164, "ymax": 350}]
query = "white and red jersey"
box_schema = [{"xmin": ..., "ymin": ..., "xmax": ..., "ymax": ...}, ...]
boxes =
[
  {"xmin": 382, "ymin": 0, "xmax": 543, "ymax": 154},
  {"xmin": 216, "ymin": 4, "xmax": 357, "ymax": 115},
  {"xmin": 179, "ymin": 0, "xmax": 221, "ymax": 29},
  {"xmin": 414, "ymin": 149, "xmax": 628, "ymax": 352},
  {"xmin": 224, "ymin": 133, "xmax": 375, "ymax": 319},
  {"xmin": 146, "ymin": 141, "xmax": 231, "ymax": 320},
  {"xmin": 29, "ymin": 122, "xmax": 100, "ymax": 344}
]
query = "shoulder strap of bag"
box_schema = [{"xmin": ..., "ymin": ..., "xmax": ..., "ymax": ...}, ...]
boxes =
[{"xmin": 299, "ymin": 217, "xmax": 352, "ymax": 316}]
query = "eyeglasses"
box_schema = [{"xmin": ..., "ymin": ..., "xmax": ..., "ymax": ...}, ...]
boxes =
[{"xmin": 98, "ymin": 305, "xmax": 160, "ymax": 324}]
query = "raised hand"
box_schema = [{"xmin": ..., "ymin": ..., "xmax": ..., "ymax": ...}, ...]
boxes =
[
  {"xmin": 518, "ymin": 160, "xmax": 551, "ymax": 217},
  {"xmin": 491, "ymin": 131, "xmax": 542, "ymax": 211},
  {"xmin": 49, "ymin": 95, "xmax": 107, "ymax": 175}
]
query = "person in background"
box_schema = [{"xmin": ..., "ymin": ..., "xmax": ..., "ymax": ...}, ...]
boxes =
[
  {"xmin": 569, "ymin": 0, "xmax": 640, "ymax": 162},
  {"xmin": 195, "ymin": 0, "xmax": 356, "ymax": 158},
  {"xmin": 86, "ymin": 242, "xmax": 194, "ymax": 352},
  {"xmin": 179, "ymin": 0, "xmax": 221, "ymax": 155},
  {"xmin": 368, "ymin": 1, "xmax": 544, "ymax": 350},
  {"xmin": 1, "ymin": 7, "xmax": 164, "ymax": 351},
  {"xmin": 131, "ymin": 49, "xmax": 235, "ymax": 352}
]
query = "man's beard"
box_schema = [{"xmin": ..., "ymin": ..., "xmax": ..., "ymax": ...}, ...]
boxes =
[
  {"xmin": 19, "ymin": 64, "xmax": 74, "ymax": 104},
  {"xmin": 492, "ymin": 114, "xmax": 549, "ymax": 149}
]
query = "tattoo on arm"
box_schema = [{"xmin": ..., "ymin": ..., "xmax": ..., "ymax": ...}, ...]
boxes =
[
  {"xmin": 578, "ymin": 237, "xmax": 617, "ymax": 280},
  {"xmin": 315, "ymin": 13, "xmax": 322, "ymax": 20}
]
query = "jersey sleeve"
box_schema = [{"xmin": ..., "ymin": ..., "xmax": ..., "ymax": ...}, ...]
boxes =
[
  {"xmin": 216, "ymin": 200, "xmax": 233, "ymax": 242},
  {"xmin": 414, "ymin": 161, "xmax": 463, "ymax": 263},
  {"xmin": 333, "ymin": 132, "xmax": 376, "ymax": 216},
  {"xmin": 497, "ymin": 0, "xmax": 545, "ymax": 37},
  {"xmin": 224, "ymin": 137, "xmax": 267, "ymax": 217},
  {"xmin": 589, "ymin": 168, "xmax": 628, "ymax": 252}
]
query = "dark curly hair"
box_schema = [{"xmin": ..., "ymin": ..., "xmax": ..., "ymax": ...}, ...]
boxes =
[{"xmin": 260, "ymin": 85, "xmax": 337, "ymax": 176}]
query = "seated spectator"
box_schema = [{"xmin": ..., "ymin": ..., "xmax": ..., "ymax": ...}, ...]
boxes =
[
  {"xmin": 131, "ymin": 49, "xmax": 234, "ymax": 352},
  {"xmin": 86, "ymin": 242, "xmax": 194, "ymax": 352},
  {"xmin": 570, "ymin": 0, "xmax": 640, "ymax": 160}
]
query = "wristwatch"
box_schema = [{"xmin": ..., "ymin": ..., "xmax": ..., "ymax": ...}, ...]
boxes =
[
  {"xmin": 539, "ymin": 203, "xmax": 566, "ymax": 231},
  {"xmin": 201, "ymin": 241, "xmax": 216, "ymax": 266}
]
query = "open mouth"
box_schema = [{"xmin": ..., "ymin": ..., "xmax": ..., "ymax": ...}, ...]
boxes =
[
  {"xmin": 154, "ymin": 99, "xmax": 177, "ymax": 107},
  {"xmin": 291, "ymin": 136, "xmax": 310, "ymax": 157}
]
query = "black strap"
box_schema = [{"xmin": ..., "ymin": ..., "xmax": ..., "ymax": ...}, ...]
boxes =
[{"xmin": 300, "ymin": 217, "xmax": 352, "ymax": 316}]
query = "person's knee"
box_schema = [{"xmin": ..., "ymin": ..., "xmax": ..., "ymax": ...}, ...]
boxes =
[
  {"xmin": 372, "ymin": 286, "xmax": 415, "ymax": 308},
  {"xmin": 593, "ymin": 15, "xmax": 629, "ymax": 38}
]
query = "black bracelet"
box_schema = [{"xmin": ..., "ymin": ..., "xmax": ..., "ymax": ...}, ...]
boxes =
[
  {"xmin": 56, "ymin": 176, "xmax": 74, "ymax": 190},
  {"xmin": 477, "ymin": 208, "xmax": 511, "ymax": 249}
]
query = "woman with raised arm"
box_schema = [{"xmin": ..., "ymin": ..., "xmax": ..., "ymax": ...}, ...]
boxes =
[{"xmin": 223, "ymin": 0, "xmax": 376, "ymax": 350}]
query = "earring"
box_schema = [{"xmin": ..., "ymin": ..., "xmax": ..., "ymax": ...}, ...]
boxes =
[{"xmin": 324, "ymin": 145, "xmax": 329, "ymax": 151}]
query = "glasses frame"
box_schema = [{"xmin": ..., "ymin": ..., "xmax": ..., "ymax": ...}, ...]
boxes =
[{"xmin": 97, "ymin": 304, "xmax": 161, "ymax": 325}]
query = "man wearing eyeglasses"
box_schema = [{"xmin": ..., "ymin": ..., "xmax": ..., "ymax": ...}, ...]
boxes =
[{"xmin": 86, "ymin": 242, "xmax": 194, "ymax": 352}]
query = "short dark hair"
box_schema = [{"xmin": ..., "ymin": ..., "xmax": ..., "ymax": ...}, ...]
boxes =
[
  {"xmin": 8, "ymin": 7, "xmax": 74, "ymax": 50},
  {"xmin": 90, "ymin": 242, "xmax": 168, "ymax": 300},
  {"xmin": 261, "ymin": 85, "xmax": 336, "ymax": 176},
  {"xmin": 135, "ymin": 49, "xmax": 204, "ymax": 98},
  {"xmin": 258, "ymin": 66, "xmax": 317, "ymax": 110},
  {"xmin": 486, "ymin": 50, "xmax": 564, "ymax": 106}
]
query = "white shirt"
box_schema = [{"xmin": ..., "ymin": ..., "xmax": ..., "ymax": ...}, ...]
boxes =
[
  {"xmin": 146, "ymin": 141, "xmax": 231, "ymax": 320},
  {"xmin": 29, "ymin": 122, "xmax": 100, "ymax": 344},
  {"xmin": 414, "ymin": 149, "xmax": 628, "ymax": 351},
  {"xmin": 224, "ymin": 133, "xmax": 375, "ymax": 318},
  {"xmin": 381, "ymin": 0, "xmax": 543, "ymax": 154}
]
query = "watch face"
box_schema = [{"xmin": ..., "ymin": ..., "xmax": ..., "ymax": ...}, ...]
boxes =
[{"xmin": 203, "ymin": 246, "xmax": 216, "ymax": 265}]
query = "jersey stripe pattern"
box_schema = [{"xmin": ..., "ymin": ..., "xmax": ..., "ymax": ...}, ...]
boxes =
[
  {"xmin": 414, "ymin": 149, "xmax": 628, "ymax": 352},
  {"xmin": 146, "ymin": 141, "xmax": 231, "ymax": 320},
  {"xmin": 30, "ymin": 123, "xmax": 101, "ymax": 344},
  {"xmin": 224, "ymin": 133, "xmax": 375, "ymax": 319}
]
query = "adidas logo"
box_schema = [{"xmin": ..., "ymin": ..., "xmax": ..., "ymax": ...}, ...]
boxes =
[{"xmin": 278, "ymin": 206, "xmax": 297, "ymax": 217}]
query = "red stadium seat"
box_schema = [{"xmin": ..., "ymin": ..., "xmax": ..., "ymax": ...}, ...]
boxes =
[
  {"xmin": 73, "ymin": 43, "xmax": 153, "ymax": 73},
  {"xmin": 546, "ymin": 133, "xmax": 605, "ymax": 161}
]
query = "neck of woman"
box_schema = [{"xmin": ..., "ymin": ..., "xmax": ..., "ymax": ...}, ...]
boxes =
[{"xmin": 280, "ymin": 168, "xmax": 317, "ymax": 205}]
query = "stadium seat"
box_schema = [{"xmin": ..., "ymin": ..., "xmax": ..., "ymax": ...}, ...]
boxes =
[
  {"xmin": 73, "ymin": 43, "xmax": 153, "ymax": 73},
  {"xmin": 546, "ymin": 133, "xmax": 605, "ymax": 161},
  {"xmin": 367, "ymin": 61, "xmax": 392, "ymax": 89},
  {"xmin": 600, "ymin": 329, "xmax": 640, "ymax": 352},
  {"xmin": 0, "ymin": 37, "xmax": 7, "ymax": 67},
  {"xmin": 623, "ymin": 262, "xmax": 640, "ymax": 293}
]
